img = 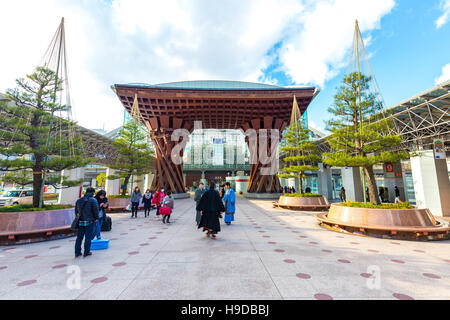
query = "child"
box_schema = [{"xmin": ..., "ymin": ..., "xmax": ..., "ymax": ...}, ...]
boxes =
[{"xmin": 161, "ymin": 191, "xmax": 174, "ymax": 224}]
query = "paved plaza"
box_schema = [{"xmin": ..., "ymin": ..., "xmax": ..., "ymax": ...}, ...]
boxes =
[{"xmin": 0, "ymin": 197, "xmax": 449, "ymax": 300}]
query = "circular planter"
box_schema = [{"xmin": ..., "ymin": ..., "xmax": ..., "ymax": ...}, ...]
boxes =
[
  {"xmin": 0, "ymin": 208, "xmax": 76, "ymax": 245},
  {"xmin": 245, "ymin": 193, "xmax": 282, "ymax": 200},
  {"xmin": 316, "ymin": 204, "xmax": 450, "ymax": 241},
  {"xmin": 274, "ymin": 196, "xmax": 330, "ymax": 211}
]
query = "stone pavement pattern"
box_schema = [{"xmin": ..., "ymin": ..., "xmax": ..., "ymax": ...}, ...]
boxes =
[{"xmin": 0, "ymin": 197, "xmax": 449, "ymax": 300}]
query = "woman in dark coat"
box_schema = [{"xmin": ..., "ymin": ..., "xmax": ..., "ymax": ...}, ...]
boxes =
[
  {"xmin": 196, "ymin": 181, "xmax": 225, "ymax": 239},
  {"xmin": 93, "ymin": 190, "xmax": 108, "ymax": 240},
  {"xmin": 142, "ymin": 189, "xmax": 153, "ymax": 218}
]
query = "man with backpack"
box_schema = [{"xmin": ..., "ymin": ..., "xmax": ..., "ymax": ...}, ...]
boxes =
[{"xmin": 74, "ymin": 187, "xmax": 99, "ymax": 258}]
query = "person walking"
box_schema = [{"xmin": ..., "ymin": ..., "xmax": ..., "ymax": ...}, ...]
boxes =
[
  {"xmin": 152, "ymin": 188, "xmax": 165, "ymax": 218},
  {"xmin": 339, "ymin": 187, "xmax": 346, "ymax": 202},
  {"xmin": 74, "ymin": 187, "xmax": 99, "ymax": 258},
  {"xmin": 194, "ymin": 182, "xmax": 206, "ymax": 226},
  {"xmin": 305, "ymin": 186, "xmax": 311, "ymax": 193},
  {"xmin": 219, "ymin": 185, "xmax": 225, "ymax": 198},
  {"xmin": 222, "ymin": 182, "xmax": 236, "ymax": 226},
  {"xmin": 161, "ymin": 190, "xmax": 174, "ymax": 224},
  {"xmin": 197, "ymin": 181, "xmax": 225, "ymax": 239},
  {"xmin": 394, "ymin": 186, "xmax": 401, "ymax": 203},
  {"xmin": 142, "ymin": 189, "xmax": 153, "ymax": 217},
  {"xmin": 130, "ymin": 186, "xmax": 142, "ymax": 218},
  {"xmin": 379, "ymin": 187, "xmax": 385, "ymax": 203},
  {"xmin": 93, "ymin": 190, "xmax": 108, "ymax": 240}
]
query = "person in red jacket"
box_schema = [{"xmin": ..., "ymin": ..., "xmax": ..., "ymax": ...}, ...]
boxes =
[{"xmin": 152, "ymin": 188, "xmax": 165, "ymax": 218}]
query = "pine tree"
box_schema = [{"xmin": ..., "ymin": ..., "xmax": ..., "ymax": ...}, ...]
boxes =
[
  {"xmin": 277, "ymin": 120, "xmax": 321, "ymax": 194},
  {"xmin": 0, "ymin": 67, "xmax": 88, "ymax": 207},
  {"xmin": 2, "ymin": 170, "xmax": 33, "ymax": 189},
  {"xmin": 107, "ymin": 119, "xmax": 154, "ymax": 195},
  {"xmin": 323, "ymin": 72, "xmax": 409, "ymax": 205}
]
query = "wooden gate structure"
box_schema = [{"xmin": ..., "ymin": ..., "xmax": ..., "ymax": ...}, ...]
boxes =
[{"xmin": 113, "ymin": 81, "xmax": 318, "ymax": 194}]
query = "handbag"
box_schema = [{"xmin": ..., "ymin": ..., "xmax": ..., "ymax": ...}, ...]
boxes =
[
  {"xmin": 70, "ymin": 215, "xmax": 80, "ymax": 231},
  {"xmin": 71, "ymin": 199, "xmax": 88, "ymax": 231},
  {"xmin": 159, "ymin": 205, "xmax": 171, "ymax": 215}
]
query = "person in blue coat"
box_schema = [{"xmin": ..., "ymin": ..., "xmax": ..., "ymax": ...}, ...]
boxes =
[{"xmin": 222, "ymin": 182, "xmax": 236, "ymax": 225}]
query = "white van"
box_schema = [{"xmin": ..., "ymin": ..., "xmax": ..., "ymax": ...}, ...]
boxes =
[{"xmin": 0, "ymin": 189, "xmax": 33, "ymax": 207}]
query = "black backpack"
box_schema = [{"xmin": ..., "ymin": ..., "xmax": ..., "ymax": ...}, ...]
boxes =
[{"xmin": 101, "ymin": 215, "xmax": 112, "ymax": 232}]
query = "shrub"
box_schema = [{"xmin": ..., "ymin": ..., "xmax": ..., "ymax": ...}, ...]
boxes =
[
  {"xmin": 0, "ymin": 204, "xmax": 73, "ymax": 212},
  {"xmin": 283, "ymin": 193, "xmax": 323, "ymax": 198},
  {"xmin": 340, "ymin": 201, "xmax": 414, "ymax": 210}
]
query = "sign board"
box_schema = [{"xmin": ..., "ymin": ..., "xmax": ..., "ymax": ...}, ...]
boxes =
[
  {"xmin": 385, "ymin": 163, "xmax": 394, "ymax": 173},
  {"xmin": 433, "ymin": 139, "xmax": 446, "ymax": 159}
]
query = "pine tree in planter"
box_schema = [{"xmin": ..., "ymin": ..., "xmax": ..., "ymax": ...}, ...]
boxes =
[
  {"xmin": 277, "ymin": 113, "xmax": 321, "ymax": 194},
  {"xmin": 0, "ymin": 67, "xmax": 89, "ymax": 208},
  {"xmin": 323, "ymin": 72, "xmax": 409, "ymax": 205}
]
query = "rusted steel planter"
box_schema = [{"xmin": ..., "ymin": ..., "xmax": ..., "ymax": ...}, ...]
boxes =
[
  {"xmin": 273, "ymin": 196, "xmax": 330, "ymax": 211},
  {"xmin": 0, "ymin": 208, "xmax": 76, "ymax": 245},
  {"xmin": 316, "ymin": 204, "xmax": 450, "ymax": 241}
]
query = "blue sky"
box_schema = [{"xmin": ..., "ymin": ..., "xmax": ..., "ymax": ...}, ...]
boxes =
[
  {"xmin": 264, "ymin": 0, "xmax": 450, "ymax": 132},
  {"xmin": 0, "ymin": 0, "xmax": 449, "ymax": 132}
]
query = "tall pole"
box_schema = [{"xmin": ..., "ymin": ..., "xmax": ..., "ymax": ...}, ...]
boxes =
[
  {"xmin": 39, "ymin": 17, "xmax": 64, "ymax": 208},
  {"xmin": 355, "ymin": 20, "xmax": 367, "ymax": 203}
]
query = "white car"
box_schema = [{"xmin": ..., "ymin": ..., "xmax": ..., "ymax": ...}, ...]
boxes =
[{"xmin": 0, "ymin": 189, "xmax": 34, "ymax": 207}]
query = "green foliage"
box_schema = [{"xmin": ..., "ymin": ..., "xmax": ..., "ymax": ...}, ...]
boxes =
[
  {"xmin": 283, "ymin": 193, "xmax": 323, "ymax": 198},
  {"xmin": 340, "ymin": 201, "xmax": 414, "ymax": 210},
  {"xmin": 108, "ymin": 195, "xmax": 131, "ymax": 199},
  {"xmin": 0, "ymin": 204, "xmax": 72, "ymax": 212},
  {"xmin": 108, "ymin": 119, "xmax": 154, "ymax": 195},
  {"xmin": 0, "ymin": 67, "xmax": 89, "ymax": 207},
  {"xmin": 323, "ymin": 73, "xmax": 409, "ymax": 205},
  {"xmin": 324, "ymin": 73, "xmax": 408, "ymax": 162},
  {"xmin": 277, "ymin": 120, "xmax": 321, "ymax": 193},
  {"xmin": 2, "ymin": 170, "xmax": 33, "ymax": 188}
]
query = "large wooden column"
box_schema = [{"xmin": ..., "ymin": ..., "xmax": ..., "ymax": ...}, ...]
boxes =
[
  {"xmin": 145, "ymin": 116, "xmax": 192, "ymax": 193},
  {"xmin": 241, "ymin": 116, "xmax": 287, "ymax": 193}
]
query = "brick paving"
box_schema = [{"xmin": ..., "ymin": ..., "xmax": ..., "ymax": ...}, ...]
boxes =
[{"xmin": 0, "ymin": 197, "xmax": 449, "ymax": 300}]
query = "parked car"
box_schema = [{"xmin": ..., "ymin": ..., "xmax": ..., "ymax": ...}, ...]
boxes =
[{"xmin": 0, "ymin": 189, "xmax": 33, "ymax": 207}]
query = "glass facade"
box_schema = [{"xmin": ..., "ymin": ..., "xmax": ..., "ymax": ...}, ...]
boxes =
[{"xmin": 183, "ymin": 129, "xmax": 250, "ymax": 171}]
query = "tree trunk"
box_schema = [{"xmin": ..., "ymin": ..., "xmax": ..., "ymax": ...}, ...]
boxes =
[
  {"xmin": 122, "ymin": 175, "xmax": 130, "ymax": 196},
  {"xmin": 364, "ymin": 165, "xmax": 380, "ymax": 205},
  {"xmin": 32, "ymin": 161, "xmax": 43, "ymax": 208},
  {"xmin": 299, "ymin": 173, "xmax": 304, "ymax": 194}
]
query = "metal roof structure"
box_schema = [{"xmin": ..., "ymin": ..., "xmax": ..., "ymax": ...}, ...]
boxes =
[
  {"xmin": 315, "ymin": 79, "xmax": 450, "ymax": 154},
  {"xmin": 113, "ymin": 81, "xmax": 319, "ymax": 130},
  {"xmin": 117, "ymin": 80, "xmax": 315, "ymax": 91},
  {"xmin": 74, "ymin": 126, "xmax": 118, "ymax": 164},
  {"xmin": 0, "ymin": 93, "xmax": 117, "ymax": 164}
]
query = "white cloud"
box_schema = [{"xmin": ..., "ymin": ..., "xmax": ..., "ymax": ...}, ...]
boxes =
[
  {"xmin": 0, "ymin": 0, "xmax": 395, "ymax": 131},
  {"xmin": 435, "ymin": 63, "xmax": 450, "ymax": 84},
  {"xmin": 436, "ymin": 0, "xmax": 450, "ymax": 28},
  {"xmin": 278, "ymin": 0, "xmax": 395, "ymax": 87}
]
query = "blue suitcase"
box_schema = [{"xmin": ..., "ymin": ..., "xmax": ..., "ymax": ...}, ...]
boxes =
[{"xmin": 91, "ymin": 238, "xmax": 109, "ymax": 250}]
